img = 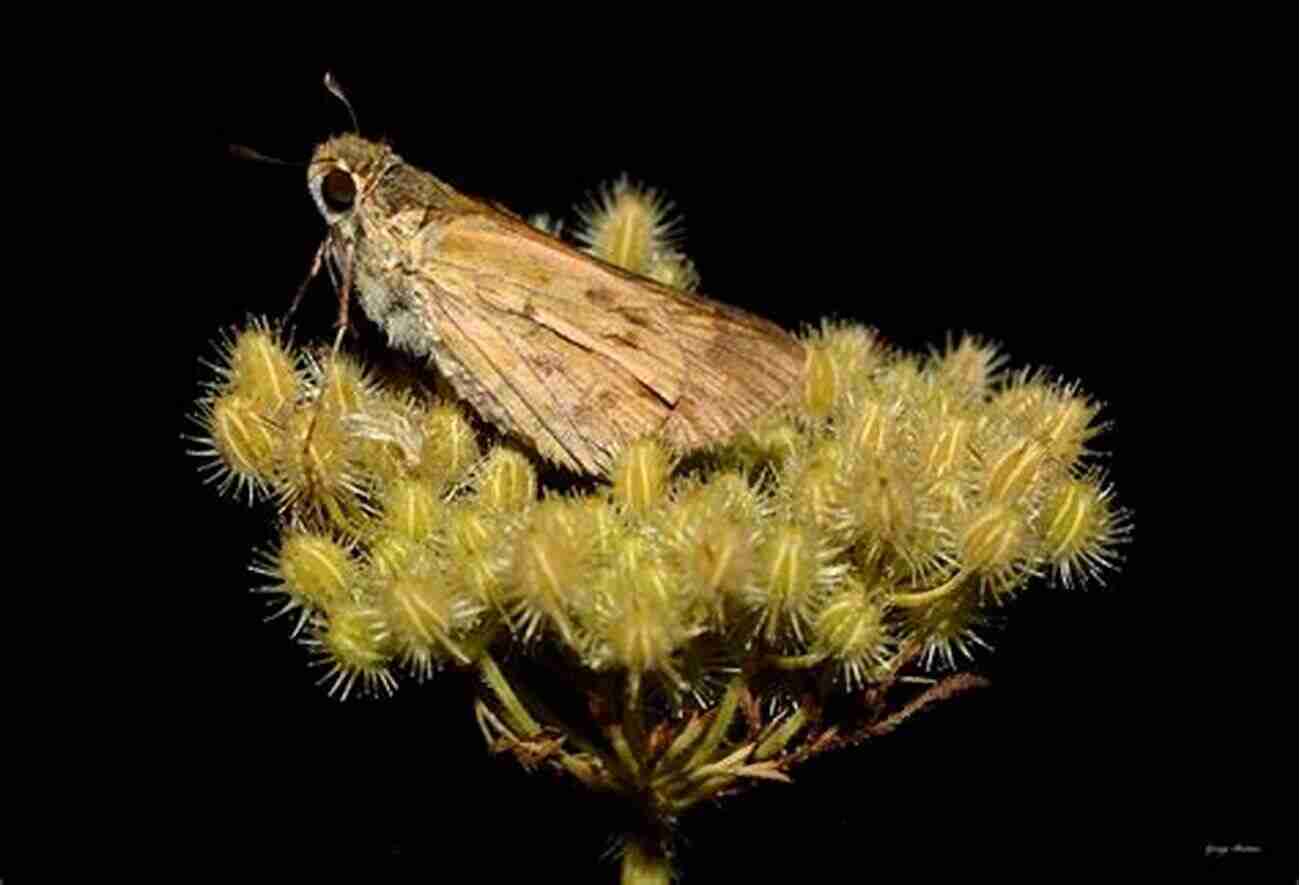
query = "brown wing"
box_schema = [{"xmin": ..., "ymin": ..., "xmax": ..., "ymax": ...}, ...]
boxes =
[
  {"xmin": 426, "ymin": 211, "xmax": 688, "ymax": 406},
  {"xmin": 421, "ymin": 207, "xmax": 805, "ymax": 472},
  {"xmin": 419, "ymin": 282, "xmax": 680, "ymax": 474},
  {"xmin": 655, "ymin": 286, "xmax": 806, "ymax": 449}
]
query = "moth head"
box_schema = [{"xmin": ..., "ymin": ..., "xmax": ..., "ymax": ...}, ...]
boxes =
[{"xmin": 307, "ymin": 134, "xmax": 391, "ymax": 224}]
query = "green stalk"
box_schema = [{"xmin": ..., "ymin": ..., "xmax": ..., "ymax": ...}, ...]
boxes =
[
  {"xmin": 763, "ymin": 651, "xmax": 827, "ymax": 670},
  {"xmin": 624, "ymin": 669, "xmax": 647, "ymax": 758},
  {"xmin": 889, "ymin": 570, "xmax": 967, "ymax": 609},
  {"xmin": 753, "ymin": 707, "xmax": 809, "ymax": 761},
  {"xmin": 478, "ymin": 654, "xmax": 541, "ymax": 737},
  {"xmin": 679, "ymin": 680, "xmax": 742, "ymax": 772},
  {"xmin": 620, "ymin": 831, "xmax": 671, "ymax": 885}
]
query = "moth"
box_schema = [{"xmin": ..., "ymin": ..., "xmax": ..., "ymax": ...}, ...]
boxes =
[{"xmin": 304, "ymin": 130, "xmax": 806, "ymax": 475}]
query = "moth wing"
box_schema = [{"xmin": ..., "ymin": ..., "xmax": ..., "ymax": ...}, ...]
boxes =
[
  {"xmin": 439, "ymin": 211, "xmax": 808, "ymax": 447},
  {"xmin": 653, "ymin": 286, "xmax": 807, "ymax": 448},
  {"xmin": 418, "ymin": 271, "xmax": 676, "ymax": 474},
  {"xmin": 429, "ymin": 211, "xmax": 686, "ymax": 407},
  {"xmin": 422, "ymin": 207, "xmax": 805, "ymax": 465}
]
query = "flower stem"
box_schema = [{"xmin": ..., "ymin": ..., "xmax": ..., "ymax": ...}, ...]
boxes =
[
  {"xmin": 763, "ymin": 651, "xmax": 827, "ymax": 670},
  {"xmin": 624, "ymin": 669, "xmax": 647, "ymax": 759},
  {"xmin": 889, "ymin": 571, "xmax": 968, "ymax": 609},
  {"xmin": 478, "ymin": 654, "xmax": 540, "ymax": 737},
  {"xmin": 621, "ymin": 830, "xmax": 671, "ymax": 885}
]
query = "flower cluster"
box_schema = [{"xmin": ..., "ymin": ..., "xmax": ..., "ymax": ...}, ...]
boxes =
[{"xmin": 190, "ymin": 180, "xmax": 1130, "ymax": 882}]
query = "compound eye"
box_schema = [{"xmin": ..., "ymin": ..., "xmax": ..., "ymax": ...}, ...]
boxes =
[{"xmin": 322, "ymin": 169, "xmax": 357, "ymax": 212}]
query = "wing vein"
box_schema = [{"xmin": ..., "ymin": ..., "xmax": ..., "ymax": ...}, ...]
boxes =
[{"xmin": 428, "ymin": 288, "xmax": 589, "ymax": 471}]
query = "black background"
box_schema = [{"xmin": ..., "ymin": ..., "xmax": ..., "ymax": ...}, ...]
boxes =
[{"xmin": 82, "ymin": 16, "xmax": 1287, "ymax": 883}]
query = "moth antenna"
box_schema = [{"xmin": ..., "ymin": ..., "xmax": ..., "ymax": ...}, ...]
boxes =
[
  {"xmin": 323, "ymin": 71, "xmax": 360, "ymax": 133},
  {"xmin": 228, "ymin": 144, "xmax": 303, "ymax": 166}
]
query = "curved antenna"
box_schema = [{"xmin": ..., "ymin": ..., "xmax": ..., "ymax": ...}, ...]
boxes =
[
  {"xmin": 323, "ymin": 71, "xmax": 360, "ymax": 133},
  {"xmin": 228, "ymin": 144, "xmax": 303, "ymax": 166}
]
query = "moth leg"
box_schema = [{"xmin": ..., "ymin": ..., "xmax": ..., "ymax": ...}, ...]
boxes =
[
  {"xmin": 284, "ymin": 238, "xmax": 327, "ymax": 325},
  {"xmin": 332, "ymin": 238, "xmax": 356, "ymax": 350},
  {"xmin": 302, "ymin": 239, "xmax": 355, "ymax": 471}
]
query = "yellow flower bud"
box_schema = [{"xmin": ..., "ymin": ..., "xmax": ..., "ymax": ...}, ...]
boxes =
[
  {"xmin": 959, "ymin": 502, "xmax": 1032, "ymax": 594},
  {"xmin": 224, "ymin": 323, "xmax": 298, "ymax": 411},
  {"xmin": 378, "ymin": 477, "xmax": 442, "ymax": 542},
  {"xmin": 203, "ymin": 391, "xmax": 280, "ymax": 500},
  {"xmin": 254, "ymin": 529, "xmax": 357, "ymax": 637},
  {"xmin": 309, "ymin": 601, "xmax": 396, "ymax": 700},
  {"xmin": 802, "ymin": 342, "xmax": 839, "ymax": 419},
  {"xmin": 1041, "ymin": 473, "xmax": 1131, "ymax": 588},
  {"xmin": 813, "ymin": 578, "xmax": 892, "ymax": 687},
  {"xmin": 611, "ymin": 437, "xmax": 674, "ymax": 515},
  {"xmin": 749, "ymin": 523, "xmax": 843, "ymax": 646},
  {"xmin": 416, "ymin": 403, "xmax": 481, "ymax": 487},
  {"xmin": 475, "ymin": 447, "xmax": 537, "ymax": 512}
]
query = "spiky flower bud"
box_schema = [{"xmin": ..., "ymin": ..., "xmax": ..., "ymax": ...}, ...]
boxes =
[
  {"xmin": 680, "ymin": 519, "xmax": 755, "ymax": 601},
  {"xmin": 646, "ymin": 250, "xmax": 700, "ymax": 291},
  {"xmin": 848, "ymin": 460, "xmax": 916, "ymax": 542},
  {"xmin": 442, "ymin": 503, "xmax": 491, "ymax": 557},
  {"xmin": 983, "ymin": 434, "xmax": 1054, "ymax": 507},
  {"xmin": 1040, "ymin": 472, "xmax": 1131, "ymax": 588},
  {"xmin": 993, "ymin": 372, "xmax": 1105, "ymax": 466},
  {"xmin": 610, "ymin": 437, "xmax": 674, "ymax": 515},
  {"xmin": 255, "ymin": 530, "xmax": 356, "ymax": 636},
  {"xmin": 310, "ymin": 350, "xmax": 374, "ymax": 415},
  {"xmin": 813, "ymin": 578, "xmax": 892, "ymax": 688},
  {"xmin": 958, "ymin": 502, "xmax": 1034, "ymax": 594},
  {"xmin": 308, "ymin": 600, "xmax": 397, "ymax": 700},
  {"xmin": 272, "ymin": 404, "xmax": 366, "ymax": 531},
  {"xmin": 915, "ymin": 414, "xmax": 975, "ymax": 489},
  {"xmin": 845, "ymin": 395, "xmax": 901, "ymax": 465},
  {"xmin": 275, "ymin": 531, "xmax": 355, "ymax": 605},
  {"xmin": 366, "ymin": 532, "xmax": 420, "ymax": 580},
  {"xmin": 224, "ymin": 322, "xmax": 298, "ymax": 409},
  {"xmin": 416, "ymin": 403, "xmax": 481, "ymax": 487},
  {"xmin": 576, "ymin": 177, "xmax": 682, "ymax": 276},
  {"xmin": 661, "ymin": 472, "xmax": 763, "ymax": 623},
  {"xmin": 802, "ymin": 342, "xmax": 839, "ymax": 419},
  {"xmin": 786, "ymin": 442, "xmax": 848, "ymax": 530},
  {"xmin": 372, "ymin": 549, "xmax": 477, "ymax": 678},
  {"xmin": 591, "ymin": 537, "xmax": 693, "ymax": 680},
  {"xmin": 840, "ymin": 458, "xmax": 949, "ymax": 584},
  {"xmin": 475, "ymin": 447, "xmax": 538, "ymax": 512},
  {"xmin": 378, "ymin": 477, "xmax": 442, "ymax": 542},
  {"xmin": 1031, "ymin": 387, "xmax": 1104, "ymax": 467},
  {"xmin": 901, "ymin": 586, "xmax": 992, "ymax": 670},
  {"xmin": 748, "ymin": 522, "xmax": 843, "ymax": 646},
  {"xmin": 507, "ymin": 499, "xmax": 590, "ymax": 644},
  {"xmin": 799, "ymin": 322, "xmax": 882, "ymax": 418},
  {"xmin": 933, "ymin": 335, "xmax": 1005, "ymax": 400},
  {"xmin": 201, "ymin": 392, "xmax": 281, "ymax": 500},
  {"xmin": 442, "ymin": 504, "xmax": 510, "ymax": 609},
  {"xmin": 190, "ymin": 321, "xmax": 299, "ymax": 501}
]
